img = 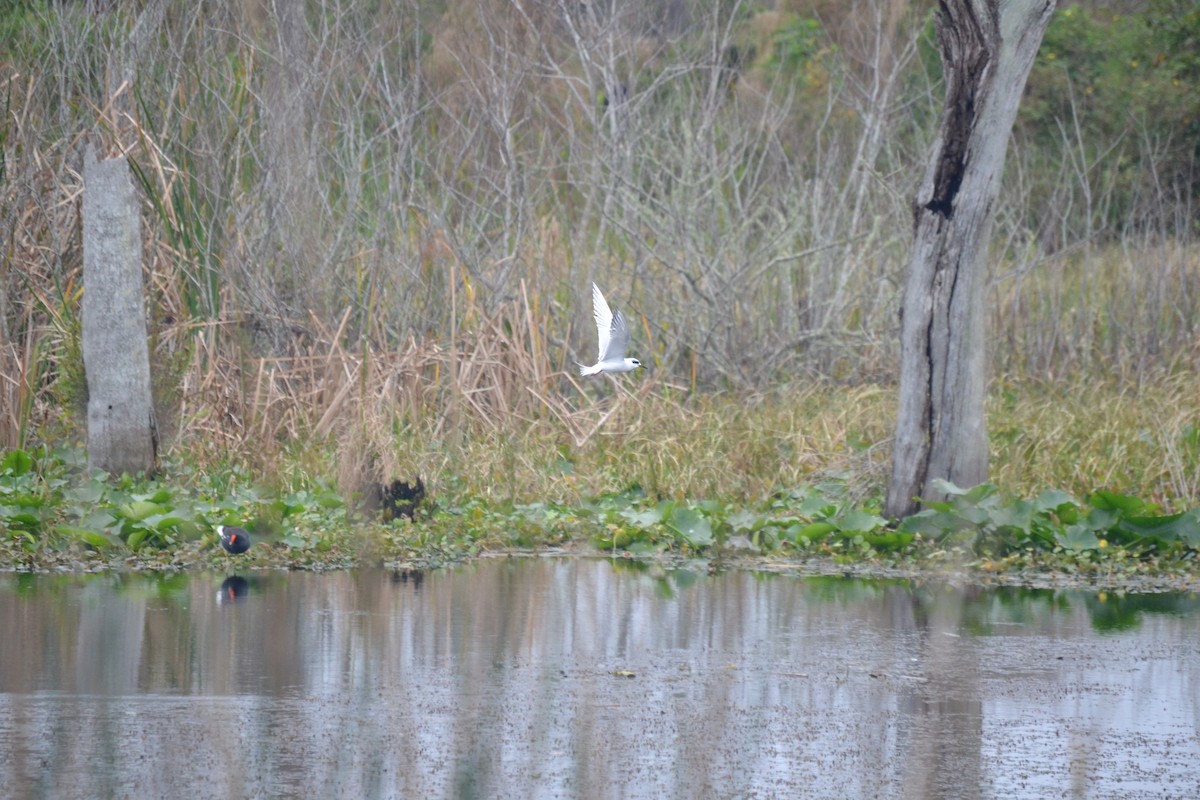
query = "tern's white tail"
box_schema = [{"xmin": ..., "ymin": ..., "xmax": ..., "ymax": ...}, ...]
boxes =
[{"xmin": 578, "ymin": 362, "xmax": 602, "ymax": 376}]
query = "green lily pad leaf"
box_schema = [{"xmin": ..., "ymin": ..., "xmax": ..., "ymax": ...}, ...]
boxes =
[
  {"xmin": 794, "ymin": 521, "xmax": 836, "ymax": 542},
  {"xmin": 896, "ymin": 510, "xmax": 939, "ymax": 536},
  {"xmin": 281, "ymin": 533, "xmax": 308, "ymax": 548},
  {"xmin": 1118, "ymin": 510, "xmax": 1200, "ymax": 547},
  {"xmin": 1034, "ymin": 489, "xmax": 1077, "ymax": 513},
  {"xmin": 930, "ymin": 478, "xmax": 968, "ymax": 497},
  {"xmin": 665, "ymin": 506, "xmax": 714, "ymax": 547},
  {"xmin": 1056, "ymin": 523, "xmax": 1100, "ymax": 551},
  {"xmin": 56, "ymin": 526, "xmax": 119, "ymax": 550},
  {"xmin": 78, "ymin": 509, "xmax": 117, "ymax": 531},
  {"xmin": 133, "ymin": 488, "xmax": 173, "ymax": 505},
  {"xmin": 65, "ymin": 480, "xmax": 106, "ymax": 504},
  {"xmin": 798, "ymin": 494, "xmax": 835, "ymax": 518},
  {"xmin": 897, "ymin": 510, "xmax": 974, "ymax": 538},
  {"xmin": 626, "ymin": 538, "xmax": 670, "ymax": 554},
  {"xmin": 278, "ymin": 493, "xmax": 309, "ymax": 516},
  {"xmin": 1089, "ymin": 490, "xmax": 1145, "ymax": 515},
  {"xmin": 141, "ymin": 512, "xmax": 189, "ymax": 531},
  {"xmin": 835, "ymin": 509, "xmax": 887, "ymax": 533},
  {"xmin": 117, "ymin": 501, "xmax": 166, "ymax": 522},
  {"xmin": 727, "ymin": 510, "xmax": 762, "ymax": 532},
  {"xmin": 988, "ymin": 500, "xmax": 1034, "ymax": 533},
  {"xmin": 932, "ymin": 480, "xmax": 998, "ymax": 505},
  {"xmin": 855, "ymin": 531, "xmax": 915, "ymax": 550},
  {"xmin": 620, "ymin": 507, "xmax": 665, "ymax": 528},
  {"xmin": 1086, "ymin": 507, "xmax": 1121, "ymax": 531},
  {"xmin": 966, "ymin": 483, "xmax": 1001, "ymax": 504},
  {"xmin": 954, "ymin": 505, "xmax": 993, "ymax": 526},
  {"xmin": 316, "ymin": 493, "xmax": 345, "ymax": 509}
]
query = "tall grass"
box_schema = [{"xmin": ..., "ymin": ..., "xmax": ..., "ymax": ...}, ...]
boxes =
[{"xmin": 0, "ymin": 1, "xmax": 1197, "ymax": 502}]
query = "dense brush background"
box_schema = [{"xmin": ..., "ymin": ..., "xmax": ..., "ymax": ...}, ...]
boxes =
[{"xmin": 1, "ymin": 0, "xmax": 1197, "ymax": 501}]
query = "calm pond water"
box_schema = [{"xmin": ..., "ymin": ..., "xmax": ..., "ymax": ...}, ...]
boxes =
[{"xmin": 0, "ymin": 558, "xmax": 1198, "ymax": 799}]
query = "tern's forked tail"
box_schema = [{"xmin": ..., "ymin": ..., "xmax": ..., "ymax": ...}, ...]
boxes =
[{"xmin": 578, "ymin": 362, "xmax": 602, "ymax": 376}]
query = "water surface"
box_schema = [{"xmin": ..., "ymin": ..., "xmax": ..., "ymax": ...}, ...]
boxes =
[{"xmin": 1, "ymin": 558, "xmax": 1198, "ymax": 799}]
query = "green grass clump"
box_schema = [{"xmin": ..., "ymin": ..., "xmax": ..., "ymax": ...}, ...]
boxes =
[{"xmin": 988, "ymin": 373, "xmax": 1200, "ymax": 504}]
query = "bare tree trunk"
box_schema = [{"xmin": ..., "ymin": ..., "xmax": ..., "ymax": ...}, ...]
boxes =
[
  {"xmin": 82, "ymin": 143, "xmax": 157, "ymax": 476},
  {"xmin": 886, "ymin": 0, "xmax": 1055, "ymax": 518}
]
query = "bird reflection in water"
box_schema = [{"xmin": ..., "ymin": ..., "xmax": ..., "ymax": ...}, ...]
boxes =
[
  {"xmin": 391, "ymin": 568, "xmax": 424, "ymax": 590},
  {"xmin": 216, "ymin": 575, "xmax": 252, "ymax": 604}
]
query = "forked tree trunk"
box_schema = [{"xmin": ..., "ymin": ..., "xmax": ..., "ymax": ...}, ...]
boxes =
[
  {"xmin": 886, "ymin": 0, "xmax": 1055, "ymax": 518},
  {"xmin": 82, "ymin": 143, "xmax": 158, "ymax": 476}
]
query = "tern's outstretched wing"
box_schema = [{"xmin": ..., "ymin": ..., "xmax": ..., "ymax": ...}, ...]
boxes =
[
  {"xmin": 592, "ymin": 282, "xmax": 631, "ymax": 363},
  {"xmin": 592, "ymin": 282, "xmax": 613, "ymax": 362},
  {"xmin": 604, "ymin": 309, "xmax": 630, "ymax": 362}
]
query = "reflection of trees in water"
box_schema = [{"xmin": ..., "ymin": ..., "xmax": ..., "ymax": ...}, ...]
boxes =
[
  {"xmin": 1, "ymin": 564, "xmax": 1199, "ymax": 797},
  {"xmin": 897, "ymin": 586, "xmax": 982, "ymax": 799}
]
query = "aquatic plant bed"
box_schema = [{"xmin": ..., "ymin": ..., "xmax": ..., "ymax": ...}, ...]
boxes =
[{"xmin": 2, "ymin": 444, "xmax": 1197, "ymax": 593}]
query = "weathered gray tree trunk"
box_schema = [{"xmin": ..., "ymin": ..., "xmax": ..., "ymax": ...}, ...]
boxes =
[
  {"xmin": 82, "ymin": 143, "xmax": 157, "ymax": 475},
  {"xmin": 886, "ymin": 0, "xmax": 1055, "ymax": 518}
]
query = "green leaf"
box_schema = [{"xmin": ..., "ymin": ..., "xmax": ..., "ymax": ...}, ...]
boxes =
[
  {"xmin": 619, "ymin": 507, "xmax": 666, "ymax": 528},
  {"xmin": 798, "ymin": 493, "xmax": 835, "ymax": 518},
  {"xmin": 727, "ymin": 510, "xmax": 762, "ymax": 532},
  {"xmin": 65, "ymin": 480, "xmax": 106, "ymax": 504},
  {"xmin": 141, "ymin": 512, "xmax": 188, "ymax": 531},
  {"xmin": 897, "ymin": 510, "xmax": 975, "ymax": 539},
  {"xmin": 0, "ymin": 449, "xmax": 34, "ymax": 476},
  {"xmin": 1034, "ymin": 489, "xmax": 1076, "ymax": 513},
  {"xmin": 941, "ymin": 481, "xmax": 999, "ymax": 505},
  {"xmin": 1, "ymin": 493, "xmax": 44, "ymax": 509},
  {"xmin": 278, "ymin": 492, "xmax": 309, "ymax": 516},
  {"xmin": 1089, "ymin": 490, "xmax": 1145, "ymax": 515},
  {"xmin": 77, "ymin": 509, "xmax": 117, "ymax": 531},
  {"xmin": 665, "ymin": 506, "xmax": 714, "ymax": 547},
  {"xmin": 0, "ymin": 509, "xmax": 42, "ymax": 529},
  {"xmin": 896, "ymin": 510, "xmax": 942, "ymax": 536},
  {"xmin": 56, "ymin": 526, "xmax": 118, "ymax": 550},
  {"xmin": 793, "ymin": 521, "xmax": 836, "ymax": 542},
  {"xmin": 148, "ymin": 488, "xmax": 174, "ymax": 504},
  {"xmin": 1056, "ymin": 523, "xmax": 1100, "ymax": 551},
  {"xmin": 1085, "ymin": 507, "xmax": 1121, "ymax": 530},
  {"xmin": 117, "ymin": 500, "xmax": 166, "ymax": 522},
  {"xmin": 953, "ymin": 505, "xmax": 994, "ymax": 526},
  {"xmin": 855, "ymin": 531, "xmax": 915, "ymax": 550},
  {"xmin": 834, "ymin": 509, "xmax": 887, "ymax": 533},
  {"xmin": 930, "ymin": 478, "xmax": 968, "ymax": 497},
  {"xmin": 987, "ymin": 499, "xmax": 1034, "ymax": 533},
  {"xmin": 316, "ymin": 492, "xmax": 345, "ymax": 509},
  {"xmin": 1118, "ymin": 510, "xmax": 1200, "ymax": 547}
]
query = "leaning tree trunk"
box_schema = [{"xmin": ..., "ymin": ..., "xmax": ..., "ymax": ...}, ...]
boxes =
[
  {"xmin": 82, "ymin": 143, "xmax": 158, "ymax": 476},
  {"xmin": 886, "ymin": 0, "xmax": 1055, "ymax": 518}
]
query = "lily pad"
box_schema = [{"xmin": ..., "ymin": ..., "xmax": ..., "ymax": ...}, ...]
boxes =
[{"xmin": 665, "ymin": 506, "xmax": 714, "ymax": 547}]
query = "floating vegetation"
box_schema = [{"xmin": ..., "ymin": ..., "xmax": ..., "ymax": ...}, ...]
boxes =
[{"xmin": 3, "ymin": 446, "xmax": 1199, "ymax": 592}]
